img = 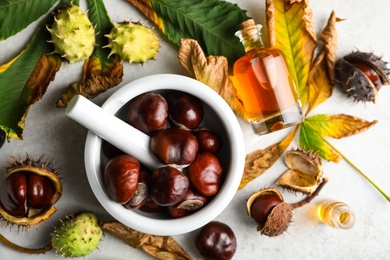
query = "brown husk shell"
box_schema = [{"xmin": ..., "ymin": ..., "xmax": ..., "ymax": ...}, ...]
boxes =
[
  {"xmin": 246, "ymin": 188, "xmax": 283, "ymax": 217},
  {"xmin": 247, "ymin": 188, "xmax": 292, "ymax": 236},
  {"xmin": 277, "ymin": 149, "xmax": 323, "ymax": 194},
  {"xmin": 261, "ymin": 202, "xmax": 293, "ymax": 237},
  {"xmin": 0, "ymin": 155, "xmax": 62, "ymax": 230}
]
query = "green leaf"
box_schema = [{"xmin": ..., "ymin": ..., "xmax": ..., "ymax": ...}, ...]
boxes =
[
  {"xmin": 0, "ymin": 2, "xmax": 66, "ymax": 140},
  {"xmin": 299, "ymin": 122, "xmax": 340, "ymax": 162},
  {"xmin": 0, "ymin": 0, "xmax": 58, "ymax": 40},
  {"xmin": 303, "ymin": 114, "xmax": 378, "ymax": 139},
  {"xmin": 127, "ymin": 0, "xmax": 249, "ymax": 63}
]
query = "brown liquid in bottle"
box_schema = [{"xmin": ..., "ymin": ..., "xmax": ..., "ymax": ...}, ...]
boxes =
[{"xmin": 232, "ymin": 19, "xmax": 303, "ymax": 135}]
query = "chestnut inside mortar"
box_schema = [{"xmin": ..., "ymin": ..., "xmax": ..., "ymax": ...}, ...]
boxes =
[{"xmin": 99, "ymin": 90, "xmax": 231, "ymax": 219}]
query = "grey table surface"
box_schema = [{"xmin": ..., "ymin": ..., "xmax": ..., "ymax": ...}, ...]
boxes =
[{"xmin": 1, "ymin": 0, "xmax": 390, "ymax": 259}]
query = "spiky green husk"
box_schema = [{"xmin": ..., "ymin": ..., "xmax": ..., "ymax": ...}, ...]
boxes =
[
  {"xmin": 47, "ymin": 4, "xmax": 95, "ymax": 63},
  {"xmin": 51, "ymin": 212, "xmax": 102, "ymax": 258},
  {"xmin": 105, "ymin": 21, "xmax": 159, "ymax": 63}
]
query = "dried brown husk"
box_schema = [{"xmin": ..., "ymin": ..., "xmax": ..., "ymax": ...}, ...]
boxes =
[
  {"xmin": 246, "ymin": 188, "xmax": 292, "ymax": 237},
  {"xmin": 277, "ymin": 149, "xmax": 322, "ymax": 194}
]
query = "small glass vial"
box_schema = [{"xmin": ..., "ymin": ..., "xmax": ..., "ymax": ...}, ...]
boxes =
[
  {"xmin": 317, "ymin": 200, "xmax": 356, "ymax": 229},
  {"xmin": 232, "ymin": 19, "xmax": 304, "ymax": 135}
]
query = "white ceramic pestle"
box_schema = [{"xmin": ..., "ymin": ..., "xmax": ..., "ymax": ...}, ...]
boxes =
[{"xmin": 65, "ymin": 94, "xmax": 164, "ymax": 170}]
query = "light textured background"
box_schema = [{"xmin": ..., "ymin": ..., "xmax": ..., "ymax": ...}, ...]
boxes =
[{"xmin": 1, "ymin": 0, "xmax": 390, "ymax": 259}]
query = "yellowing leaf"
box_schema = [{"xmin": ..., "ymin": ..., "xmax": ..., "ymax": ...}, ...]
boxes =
[
  {"xmin": 299, "ymin": 122, "xmax": 341, "ymax": 162},
  {"xmin": 303, "ymin": 114, "xmax": 378, "ymax": 139},
  {"xmin": 240, "ymin": 126, "xmax": 298, "ymax": 190},
  {"xmin": 178, "ymin": 38, "xmax": 246, "ymax": 119},
  {"xmin": 266, "ymin": 0, "xmax": 317, "ymax": 108}
]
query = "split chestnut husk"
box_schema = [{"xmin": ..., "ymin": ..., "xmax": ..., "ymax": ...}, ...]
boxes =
[
  {"xmin": 334, "ymin": 51, "xmax": 390, "ymax": 103},
  {"xmin": 0, "ymin": 154, "xmax": 62, "ymax": 230},
  {"xmin": 277, "ymin": 148, "xmax": 323, "ymax": 194}
]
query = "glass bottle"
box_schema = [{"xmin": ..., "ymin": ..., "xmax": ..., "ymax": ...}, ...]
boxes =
[
  {"xmin": 232, "ymin": 19, "xmax": 304, "ymax": 135},
  {"xmin": 317, "ymin": 199, "xmax": 356, "ymax": 229}
]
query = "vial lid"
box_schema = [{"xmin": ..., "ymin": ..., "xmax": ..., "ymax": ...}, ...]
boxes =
[{"xmin": 238, "ymin": 19, "xmax": 262, "ymax": 39}]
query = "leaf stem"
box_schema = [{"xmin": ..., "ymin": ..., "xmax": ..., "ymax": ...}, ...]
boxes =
[
  {"xmin": 322, "ymin": 138, "xmax": 390, "ymax": 202},
  {"xmin": 0, "ymin": 233, "xmax": 52, "ymax": 254}
]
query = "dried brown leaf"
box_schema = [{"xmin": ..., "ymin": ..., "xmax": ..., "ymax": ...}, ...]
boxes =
[
  {"xmin": 239, "ymin": 126, "xmax": 298, "ymax": 190},
  {"xmin": 56, "ymin": 55, "xmax": 123, "ymax": 108},
  {"xmin": 100, "ymin": 221, "xmax": 192, "ymax": 260},
  {"xmin": 178, "ymin": 38, "xmax": 246, "ymax": 119},
  {"xmin": 306, "ymin": 10, "xmax": 341, "ymax": 115},
  {"xmin": 318, "ymin": 10, "xmax": 341, "ymax": 82}
]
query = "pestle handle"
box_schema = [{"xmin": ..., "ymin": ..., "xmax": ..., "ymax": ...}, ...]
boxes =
[{"xmin": 65, "ymin": 95, "xmax": 164, "ymax": 170}]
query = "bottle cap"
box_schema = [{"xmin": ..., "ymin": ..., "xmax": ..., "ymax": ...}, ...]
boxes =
[{"xmin": 239, "ymin": 19, "xmax": 262, "ymax": 38}]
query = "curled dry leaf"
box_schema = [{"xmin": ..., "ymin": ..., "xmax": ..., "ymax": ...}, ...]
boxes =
[
  {"xmin": 100, "ymin": 221, "xmax": 192, "ymax": 260},
  {"xmin": 306, "ymin": 10, "xmax": 341, "ymax": 115},
  {"xmin": 240, "ymin": 126, "xmax": 298, "ymax": 190},
  {"xmin": 56, "ymin": 55, "xmax": 123, "ymax": 107},
  {"xmin": 178, "ymin": 38, "xmax": 246, "ymax": 119}
]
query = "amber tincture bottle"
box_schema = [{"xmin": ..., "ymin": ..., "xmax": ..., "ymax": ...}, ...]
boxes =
[
  {"xmin": 233, "ymin": 19, "xmax": 304, "ymax": 135},
  {"xmin": 317, "ymin": 200, "xmax": 356, "ymax": 229}
]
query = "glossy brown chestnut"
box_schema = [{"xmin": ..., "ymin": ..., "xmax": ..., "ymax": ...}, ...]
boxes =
[
  {"xmin": 167, "ymin": 92, "xmax": 204, "ymax": 130},
  {"xmin": 150, "ymin": 128, "xmax": 199, "ymax": 166},
  {"xmin": 150, "ymin": 166, "xmax": 189, "ymax": 206},
  {"xmin": 0, "ymin": 172, "xmax": 28, "ymax": 216},
  {"xmin": 168, "ymin": 188, "xmax": 207, "ymax": 218},
  {"xmin": 104, "ymin": 155, "xmax": 140, "ymax": 204},
  {"xmin": 127, "ymin": 92, "xmax": 168, "ymax": 133},
  {"xmin": 187, "ymin": 153, "xmax": 223, "ymax": 197},
  {"xmin": 250, "ymin": 194, "xmax": 283, "ymax": 229},
  {"xmin": 0, "ymin": 171, "xmax": 56, "ymax": 217},
  {"xmin": 193, "ymin": 129, "xmax": 222, "ymax": 154},
  {"xmin": 27, "ymin": 172, "xmax": 55, "ymax": 209},
  {"xmin": 195, "ymin": 221, "xmax": 237, "ymax": 260}
]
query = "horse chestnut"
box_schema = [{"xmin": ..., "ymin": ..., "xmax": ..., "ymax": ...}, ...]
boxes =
[
  {"xmin": 193, "ymin": 129, "xmax": 222, "ymax": 154},
  {"xmin": 195, "ymin": 221, "xmax": 237, "ymax": 260},
  {"xmin": 187, "ymin": 153, "xmax": 223, "ymax": 196},
  {"xmin": 150, "ymin": 128, "xmax": 198, "ymax": 167},
  {"xmin": 127, "ymin": 92, "xmax": 168, "ymax": 133},
  {"xmin": 104, "ymin": 155, "xmax": 140, "ymax": 204},
  {"xmin": 0, "ymin": 155, "xmax": 62, "ymax": 228},
  {"xmin": 167, "ymin": 92, "xmax": 204, "ymax": 130},
  {"xmin": 150, "ymin": 166, "xmax": 189, "ymax": 206}
]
